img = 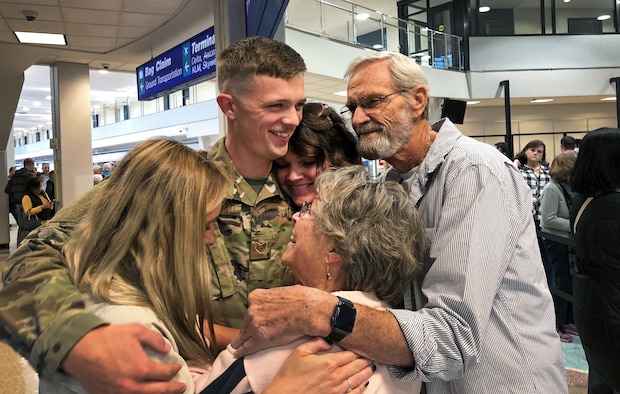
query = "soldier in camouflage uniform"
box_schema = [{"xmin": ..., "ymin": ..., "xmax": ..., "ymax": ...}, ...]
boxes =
[
  {"xmin": 0, "ymin": 36, "xmax": 307, "ymax": 392},
  {"xmin": 207, "ymin": 138, "xmax": 295, "ymax": 330}
]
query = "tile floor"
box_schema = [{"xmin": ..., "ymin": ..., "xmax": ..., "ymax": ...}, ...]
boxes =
[{"xmin": 0, "ymin": 226, "xmax": 589, "ymax": 393}]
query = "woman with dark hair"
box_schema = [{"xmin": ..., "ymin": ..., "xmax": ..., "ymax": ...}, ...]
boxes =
[
  {"xmin": 19, "ymin": 177, "xmax": 54, "ymax": 243},
  {"xmin": 273, "ymin": 102, "xmax": 361, "ymax": 208},
  {"xmin": 516, "ymin": 139, "xmax": 553, "ymax": 288},
  {"xmin": 569, "ymin": 127, "xmax": 620, "ymax": 393}
]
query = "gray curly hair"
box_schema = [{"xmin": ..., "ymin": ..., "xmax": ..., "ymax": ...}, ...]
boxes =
[{"xmin": 314, "ymin": 166, "xmax": 428, "ymax": 307}]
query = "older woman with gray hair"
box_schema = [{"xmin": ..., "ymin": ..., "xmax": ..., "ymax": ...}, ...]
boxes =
[{"xmin": 202, "ymin": 165, "xmax": 427, "ymax": 393}]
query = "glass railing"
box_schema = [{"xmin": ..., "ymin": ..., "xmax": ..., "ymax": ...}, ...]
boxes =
[{"xmin": 285, "ymin": 0, "xmax": 464, "ymax": 71}]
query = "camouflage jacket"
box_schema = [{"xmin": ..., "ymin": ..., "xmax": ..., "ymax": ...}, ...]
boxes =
[
  {"xmin": 207, "ymin": 138, "xmax": 295, "ymax": 329},
  {"xmin": 0, "ymin": 186, "xmax": 107, "ymax": 379}
]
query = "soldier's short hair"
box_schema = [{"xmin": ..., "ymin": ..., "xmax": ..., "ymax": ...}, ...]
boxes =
[{"xmin": 217, "ymin": 36, "xmax": 306, "ymax": 94}]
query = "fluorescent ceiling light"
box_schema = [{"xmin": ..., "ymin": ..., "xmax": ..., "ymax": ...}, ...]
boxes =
[
  {"xmin": 479, "ymin": 6, "xmax": 491, "ymax": 13},
  {"xmin": 466, "ymin": 101, "xmax": 481, "ymax": 105},
  {"xmin": 531, "ymin": 98, "xmax": 554, "ymax": 103},
  {"xmin": 564, "ymin": 0, "xmax": 570, "ymax": 2},
  {"xmin": 356, "ymin": 13, "xmax": 369, "ymax": 21},
  {"xmin": 15, "ymin": 31, "xmax": 66, "ymax": 45},
  {"xmin": 332, "ymin": 90, "xmax": 347, "ymax": 97},
  {"xmin": 597, "ymin": 14, "xmax": 611, "ymax": 21},
  {"xmin": 601, "ymin": 96, "xmax": 617, "ymax": 101}
]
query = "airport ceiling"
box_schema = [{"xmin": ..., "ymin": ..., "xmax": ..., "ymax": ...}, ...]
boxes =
[{"xmin": 0, "ymin": 0, "xmax": 616, "ymax": 133}]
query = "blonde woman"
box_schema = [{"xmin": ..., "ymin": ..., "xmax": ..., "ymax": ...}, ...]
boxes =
[{"xmin": 40, "ymin": 138, "xmax": 227, "ymax": 393}]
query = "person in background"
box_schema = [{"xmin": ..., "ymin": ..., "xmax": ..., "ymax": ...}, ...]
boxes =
[
  {"xmin": 273, "ymin": 102, "xmax": 361, "ymax": 208},
  {"xmin": 93, "ymin": 174, "xmax": 103, "ymax": 186},
  {"xmin": 570, "ymin": 127, "xmax": 620, "ymax": 393},
  {"xmin": 517, "ymin": 139, "xmax": 554, "ymax": 289},
  {"xmin": 93, "ymin": 165, "xmax": 102, "ymax": 176},
  {"xmin": 204, "ymin": 166, "xmax": 426, "ymax": 393},
  {"xmin": 494, "ymin": 141, "xmax": 508, "ymax": 157},
  {"xmin": 5, "ymin": 158, "xmax": 36, "ymax": 243},
  {"xmin": 7, "ymin": 166, "xmax": 19, "ymax": 224},
  {"xmin": 19, "ymin": 177, "xmax": 54, "ymax": 243},
  {"xmin": 540, "ymin": 151, "xmax": 578, "ymax": 343},
  {"xmin": 102, "ymin": 162, "xmax": 114, "ymax": 178},
  {"xmin": 574, "ymin": 138, "xmax": 582, "ymax": 153},
  {"xmin": 232, "ymin": 51, "xmax": 566, "ymax": 393},
  {"xmin": 5, "ymin": 158, "xmax": 36, "ymax": 206},
  {"xmin": 41, "ymin": 163, "xmax": 51, "ymax": 192},
  {"xmin": 0, "ymin": 36, "xmax": 372, "ymax": 394},
  {"xmin": 46, "ymin": 170, "xmax": 56, "ymax": 197},
  {"xmin": 560, "ymin": 135, "xmax": 576, "ymax": 153}
]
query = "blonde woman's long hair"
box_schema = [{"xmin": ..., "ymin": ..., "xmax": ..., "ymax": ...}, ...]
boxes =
[{"xmin": 65, "ymin": 138, "xmax": 227, "ymax": 364}]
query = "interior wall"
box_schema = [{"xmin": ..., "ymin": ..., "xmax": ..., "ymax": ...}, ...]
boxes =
[{"xmin": 460, "ymin": 101, "xmax": 616, "ymax": 158}]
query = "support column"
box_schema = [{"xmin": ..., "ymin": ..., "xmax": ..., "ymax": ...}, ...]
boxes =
[
  {"xmin": 50, "ymin": 62, "xmax": 93, "ymax": 208},
  {"xmin": 500, "ymin": 80, "xmax": 513, "ymax": 159},
  {"xmin": 611, "ymin": 77, "xmax": 620, "ymax": 128},
  {"xmin": 213, "ymin": 0, "xmax": 247, "ymax": 138},
  {"xmin": 0, "ymin": 150, "xmax": 9, "ymax": 248}
]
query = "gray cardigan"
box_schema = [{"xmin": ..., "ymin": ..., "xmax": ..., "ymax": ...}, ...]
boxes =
[{"xmin": 540, "ymin": 179, "xmax": 572, "ymax": 238}]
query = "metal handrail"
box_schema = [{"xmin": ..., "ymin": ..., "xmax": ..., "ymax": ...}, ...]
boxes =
[{"xmin": 285, "ymin": 0, "xmax": 464, "ymax": 71}]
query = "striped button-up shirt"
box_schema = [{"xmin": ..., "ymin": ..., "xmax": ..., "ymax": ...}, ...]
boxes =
[{"xmin": 385, "ymin": 119, "xmax": 567, "ymax": 393}]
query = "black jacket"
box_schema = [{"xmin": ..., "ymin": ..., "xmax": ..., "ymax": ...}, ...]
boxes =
[
  {"xmin": 4, "ymin": 168, "xmax": 35, "ymax": 203},
  {"xmin": 571, "ymin": 192, "xmax": 620, "ymax": 390}
]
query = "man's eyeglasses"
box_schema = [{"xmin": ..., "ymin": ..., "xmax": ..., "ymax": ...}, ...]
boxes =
[
  {"xmin": 340, "ymin": 91, "xmax": 403, "ymax": 116},
  {"xmin": 299, "ymin": 202, "xmax": 312, "ymax": 218}
]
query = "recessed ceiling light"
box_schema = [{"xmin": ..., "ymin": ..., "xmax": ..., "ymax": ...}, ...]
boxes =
[
  {"xmin": 45, "ymin": 95, "xmax": 52, "ymax": 100},
  {"xmin": 22, "ymin": 107, "xmax": 30, "ymax": 112},
  {"xmin": 597, "ymin": 14, "xmax": 611, "ymax": 21},
  {"xmin": 15, "ymin": 31, "xmax": 66, "ymax": 45},
  {"xmin": 372, "ymin": 44, "xmax": 383, "ymax": 49},
  {"xmin": 531, "ymin": 98, "xmax": 554, "ymax": 103},
  {"xmin": 467, "ymin": 101, "xmax": 481, "ymax": 105},
  {"xmin": 479, "ymin": 6, "xmax": 491, "ymax": 13},
  {"xmin": 564, "ymin": 0, "xmax": 570, "ymax": 2},
  {"xmin": 601, "ymin": 96, "xmax": 617, "ymax": 101},
  {"xmin": 333, "ymin": 90, "xmax": 347, "ymax": 97},
  {"xmin": 33, "ymin": 101, "xmax": 41, "ymax": 106},
  {"xmin": 98, "ymin": 69, "xmax": 109, "ymax": 75},
  {"xmin": 356, "ymin": 13, "xmax": 369, "ymax": 21}
]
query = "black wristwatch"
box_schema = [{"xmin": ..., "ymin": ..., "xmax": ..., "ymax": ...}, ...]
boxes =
[{"xmin": 326, "ymin": 296, "xmax": 356, "ymax": 343}]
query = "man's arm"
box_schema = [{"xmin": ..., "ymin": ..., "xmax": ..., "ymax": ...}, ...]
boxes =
[
  {"xmin": 231, "ymin": 286, "xmax": 414, "ymax": 367},
  {"xmin": 0, "ymin": 220, "xmax": 100, "ymax": 378}
]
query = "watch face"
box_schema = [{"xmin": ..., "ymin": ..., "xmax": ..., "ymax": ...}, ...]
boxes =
[{"xmin": 335, "ymin": 301, "xmax": 356, "ymax": 332}]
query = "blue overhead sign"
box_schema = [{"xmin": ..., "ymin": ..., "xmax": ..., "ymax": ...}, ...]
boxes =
[{"xmin": 136, "ymin": 26, "xmax": 216, "ymax": 101}]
